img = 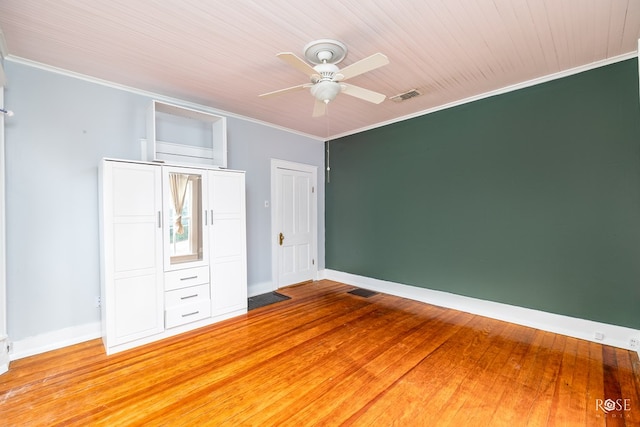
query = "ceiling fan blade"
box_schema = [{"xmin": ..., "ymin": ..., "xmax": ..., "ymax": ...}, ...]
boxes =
[
  {"xmin": 339, "ymin": 53, "xmax": 389, "ymax": 81},
  {"xmin": 340, "ymin": 83, "xmax": 386, "ymax": 104},
  {"xmin": 277, "ymin": 52, "xmax": 317, "ymax": 77},
  {"xmin": 259, "ymin": 84, "xmax": 309, "ymax": 98},
  {"xmin": 312, "ymin": 99, "xmax": 327, "ymax": 117}
]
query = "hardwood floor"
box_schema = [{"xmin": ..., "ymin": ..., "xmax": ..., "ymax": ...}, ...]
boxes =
[{"xmin": 1, "ymin": 280, "xmax": 639, "ymax": 426}]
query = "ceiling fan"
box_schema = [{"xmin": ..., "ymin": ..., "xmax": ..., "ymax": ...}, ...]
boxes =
[{"xmin": 259, "ymin": 39, "xmax": 389, "ymax": 117}]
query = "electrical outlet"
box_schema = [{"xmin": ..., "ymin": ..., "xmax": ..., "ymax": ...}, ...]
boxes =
[{"xmin": 630, "ymin": 338, "xmax": 639, "ymax": 349}]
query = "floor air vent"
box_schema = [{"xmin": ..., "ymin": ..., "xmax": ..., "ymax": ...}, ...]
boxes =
[
  {"xmin": 348, "ymin": 288, "xmax": 379, "ymax": 298},
  {"xmin": 248, "ymin": 291, "xmax": 291, "ymax": 310}
]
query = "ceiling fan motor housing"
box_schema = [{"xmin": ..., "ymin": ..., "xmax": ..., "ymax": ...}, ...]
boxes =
[
  {"xmin": 313, "ymin": 62, "xmax": 339, "ymax": 81},
  {"xmin": 303, "ymin": 39, "xmax": 348, "ymax": 64}
]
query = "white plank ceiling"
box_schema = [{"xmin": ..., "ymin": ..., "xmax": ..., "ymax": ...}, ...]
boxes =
[{"xmin": 0, "ymin": 0, "xmax": 639, "ymax": 139}]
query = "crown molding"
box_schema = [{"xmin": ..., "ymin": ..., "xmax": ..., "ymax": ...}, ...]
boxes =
[
  {"xmin": 329, "ymin": 51, "xmax": 639, "ymax": 140},
  {"xmin": 5, "ymin": 50, "xmax": 638, "ymax": 143},
  {"xmin": 4, "ymin": 55, "xmax": 325, "ymax": 143}
]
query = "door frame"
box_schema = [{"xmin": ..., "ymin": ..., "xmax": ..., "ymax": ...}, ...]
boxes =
[
  {"xmin": 270, "ymin": 159, "xmax": 318, "ymax": 290},
  {"xmin": 0, "ymin": 82, "xmax": 8, "ymax": 374}
]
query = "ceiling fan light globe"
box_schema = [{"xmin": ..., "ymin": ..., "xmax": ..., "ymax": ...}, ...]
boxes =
[{"xmin": 311, "ymin": 80, "xmax": 340, "ymax": 103}]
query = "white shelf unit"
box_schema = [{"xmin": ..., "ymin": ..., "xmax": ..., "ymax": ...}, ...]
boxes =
[{"xmin": 144, "ymin": 100, "xmax": 227, "ymax": 168}]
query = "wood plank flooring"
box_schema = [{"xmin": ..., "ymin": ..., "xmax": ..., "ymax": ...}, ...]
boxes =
[{"xmin": 1, "ymin": 280, "xmax": 639, "ymax": 426}]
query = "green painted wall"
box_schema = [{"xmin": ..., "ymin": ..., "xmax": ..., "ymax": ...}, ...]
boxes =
[{"xmin": 326, "ymin": 58, "xmax": 640, "ymax": 329}]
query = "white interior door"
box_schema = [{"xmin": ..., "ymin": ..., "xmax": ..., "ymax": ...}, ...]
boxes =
[{"xmin": 272, "ymin": 160, "xmax": 317, "ymax": 289}]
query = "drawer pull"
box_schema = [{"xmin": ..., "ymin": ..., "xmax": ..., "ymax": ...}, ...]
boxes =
[
  {"xmin": 180, "ymin": 294, "xmax": 198, "ymax": 300},
  {"xmin": 180, "ymin": 275, "xmax": 198, "ymax": 281},
  {"xmin": 182, "ymin": 311, "xmax": 200, "ymax": 318}
]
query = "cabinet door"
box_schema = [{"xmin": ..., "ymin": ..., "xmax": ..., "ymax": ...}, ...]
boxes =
[
  {"xmin": 162, "ymin": 166, "xmax": 209, "ymax": 271},
  {"xmin": 102, "ymin": 161, "xmax": 164, "ymax": 348},
  {"xmin": 209, "ymin": 171, "xmax": 247, "ymax": 314}
]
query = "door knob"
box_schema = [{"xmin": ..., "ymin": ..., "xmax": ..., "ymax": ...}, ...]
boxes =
[{"xmin": 279, "ymin": 232, "xmax": 285, "ymax": 246}]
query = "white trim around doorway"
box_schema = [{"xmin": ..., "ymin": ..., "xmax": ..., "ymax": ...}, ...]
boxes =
[{"xmin": 270, "ymin": 159, "xmax": 318, "ymax": 291}]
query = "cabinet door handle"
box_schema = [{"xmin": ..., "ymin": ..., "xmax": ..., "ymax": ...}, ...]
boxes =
[
  {"xmin": 204, "ymin": 210, "xmax": 208, "ymax": 226},
  {"xmin": 180, "ymin": 275, "xmax": 198, "ymax": 281},
  {"xmin": 158, "ymin": 211, "xmax": 162, "ymax": 228},
  {"xmin": 182, "ymin": 311, "xmax": 199, "ymax": 318},
  {"xmin": 180, "ymin": 294, "xmax": 198, "ymax": 300}
]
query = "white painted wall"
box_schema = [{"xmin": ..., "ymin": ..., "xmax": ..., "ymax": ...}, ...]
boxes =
[
  {"xmin": 227, "ymin": 118, "xmax": 325, "ymax": 293},
  {"xmin": 3, "ymin": 59, "xmax": 324, "ymax": 355}
]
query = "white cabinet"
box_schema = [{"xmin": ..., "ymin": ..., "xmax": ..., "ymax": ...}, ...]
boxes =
[
  {"xmin": 164, "ymin": 265, "xmax": 210, "ymax": 291},
  {"xmin": 161, "ymin": 167, "xmax": 211, "ymax": 331},
  {"xmin": 209, "ymin": 171, "xmax": 247, "ymax": 314},
  {"xmin": 100, "ymin": 159, "xmax": 246, "ymax": 355},
  {"xmin": 99, "ymin": 160, "xmax": 164, "ymax": 350},
  {"xmin": 163, "ymin": 266, "xmax": 211, "ymax": 329}
]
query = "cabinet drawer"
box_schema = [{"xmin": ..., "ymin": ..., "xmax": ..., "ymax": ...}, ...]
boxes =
[
  {"xmin": 165, "ymin": 284, "xmax": 210, "ymax": 309},
  {"xmin": 165, "ymin": 300, "xmax": 211, "ymax": 328},
  {"xmin": 165, "ymin": 266, "xmax": 210, "ymax": 291}
]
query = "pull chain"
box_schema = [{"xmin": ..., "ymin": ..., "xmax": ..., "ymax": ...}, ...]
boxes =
[
  {"xmin": 325, "ymin": 104, "xmax": 331, "ymax": 183},
  {"xmin": 326, "ymin": 140, "xmax": 331, "ymax": 183}
]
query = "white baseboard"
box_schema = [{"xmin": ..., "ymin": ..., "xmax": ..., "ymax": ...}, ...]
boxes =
[
  {"xmin": 0, "ymin": 334, "xmax": 9, "ymax": 375},
  {"xmin": 10, "ymin": 322, "xmax": 101, "ymax": 361},
  {"xmin": 8, "ymin": 282, "xmax": 275, "ymax": 360},
  {"xmin": 8, "ymin": 273, "xmax": 639, "ymax": 361},
  {"xmin": 323, "ymin": 269, "xmax": 640, "ymax": 355}
]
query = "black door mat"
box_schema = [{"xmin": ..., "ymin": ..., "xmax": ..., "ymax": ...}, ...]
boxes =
[
  {"xmin": 348, "ymin": 288, "xmax": 379, "ymax": 298},
  {"xmin": 248, "ymin": 291, "xmax": 291, "ymax": 311}
]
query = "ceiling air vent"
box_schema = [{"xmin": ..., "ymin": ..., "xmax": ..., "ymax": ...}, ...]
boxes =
[{"xmin": 390, "ymin": 89, "xmax": 422, "ymax": 102}]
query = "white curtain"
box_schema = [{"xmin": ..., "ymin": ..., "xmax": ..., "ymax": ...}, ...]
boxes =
[{"xmin": 169, "ymin": 173, "xmax": 189, "ymax": 235}]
